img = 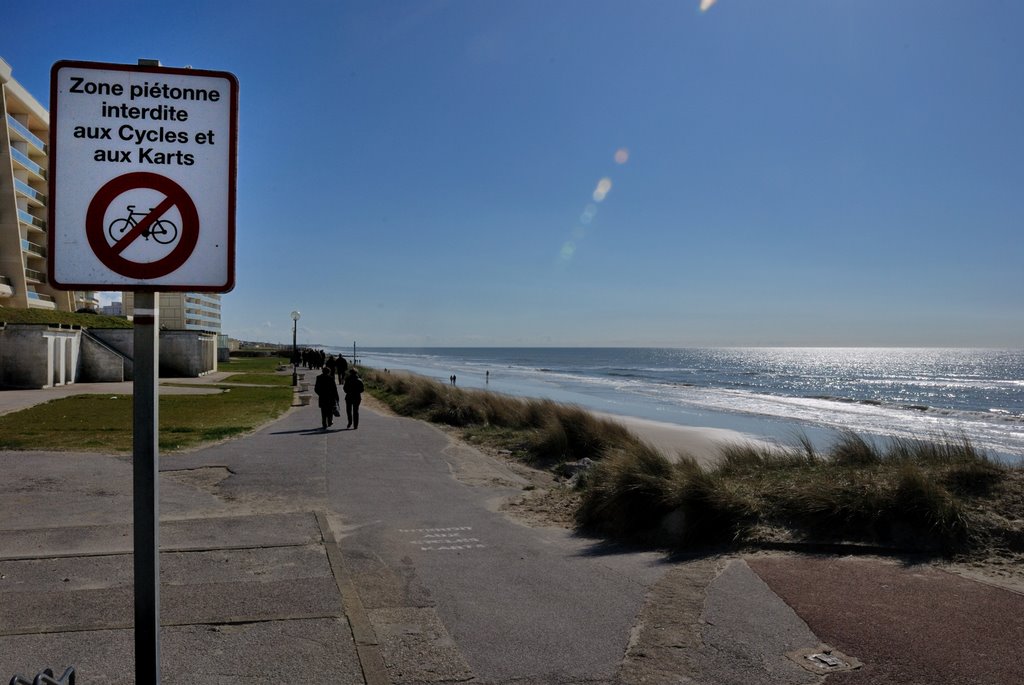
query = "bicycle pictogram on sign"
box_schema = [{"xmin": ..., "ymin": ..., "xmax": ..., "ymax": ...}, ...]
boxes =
[
  {"xmin": 108, "ymin": 204, "xmax": 179, "ymax": 245},
  {"xmin": 85, "ymin": 172, "xmax": 200, "ymax": 280}
]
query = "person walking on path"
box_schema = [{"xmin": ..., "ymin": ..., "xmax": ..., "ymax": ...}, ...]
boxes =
[
  {"xmin": 313, "ymin": 366, "xmax": 340, "ymax": 430},
  {"xmin": 335, "ymin": 355, "xmax": 348, "ymax": 385},
  {"xmin": 343, "ymin": 368, "xmax": 364, "ymax": 429}
]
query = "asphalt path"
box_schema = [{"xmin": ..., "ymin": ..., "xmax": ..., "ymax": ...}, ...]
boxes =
[
  {"xmin": 156, "ymin": 395, "xmax": 837, "ymax": 684},
  {"xmin": 5, "ymin": 376, "xmax": 1022, "ymax": 684},
  {"xmin": 313, "ymin": 404, "xmax": 667, "ymax": 683},
  {"xmin": 285, "ymin": 400, "xmax": 838, "ymax": 685}
]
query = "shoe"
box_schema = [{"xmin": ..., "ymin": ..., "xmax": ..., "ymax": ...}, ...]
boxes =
[{"xmin": 346, "ymin": 423, "xmax": 352, "ymax": 429}]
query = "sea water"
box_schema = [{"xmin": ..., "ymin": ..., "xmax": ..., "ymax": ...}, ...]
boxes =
[{"xmin": 344, "ymin": 347, "xmax": 1024, "ymax": 463}]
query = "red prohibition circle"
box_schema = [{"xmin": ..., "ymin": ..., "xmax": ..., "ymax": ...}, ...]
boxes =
[{"xmin": 85, "ymin": 172, "xmax": 200, "ymax": 279}]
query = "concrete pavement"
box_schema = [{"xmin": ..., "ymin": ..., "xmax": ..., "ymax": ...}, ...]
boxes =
[{"xmin": 1, "ymin": 374, "xmax": 1022, "ymax": 684}]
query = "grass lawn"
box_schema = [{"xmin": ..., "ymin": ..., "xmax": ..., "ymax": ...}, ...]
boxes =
[
  {"xmin": 0, "ymin": 305, "xmax": 132, "ymax": 328},
  {"xmin": 219, "ymin": 356, "xmax": 289, "ymax": 373},
  {"xmin": 218, "ymin": 356, "xmax": 295, "ymax": 386},
  {"xmin": 220, "ymin": 373, "xmax": 294, "ymax": 386},
  {"xmin": 0, "ymin": 385, "xmax": 292, "ymax": 452}
]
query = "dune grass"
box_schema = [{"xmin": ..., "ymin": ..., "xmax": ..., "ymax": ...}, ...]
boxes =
[
  {"xmin": 577, "ymin": 433, "xmax": 1011, "ymax": 553},
  {"xmin": 367, "ymin": 369, "xmax": 636, "ymax": 466},
  {"xmin": 364, "ymin": 368, "xmax": 1023, "ymax": 557}
]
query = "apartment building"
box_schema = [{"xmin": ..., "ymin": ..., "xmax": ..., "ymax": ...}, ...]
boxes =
[
  {"xmin": 0, "ymin": 58, "xmax": 98, "ymax": 312},
  {"xmin": 123, "ymin": 291, "xmax": 222, "ymax": 333}
]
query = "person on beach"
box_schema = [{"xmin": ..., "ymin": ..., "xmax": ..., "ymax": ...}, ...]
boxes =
[
  {"xmin": 313, "ymin": 366, "xmax": 339, "ymax": 430},
  {"xmin": 343, "ymin": 368, "xmax": 365, "ymax": 429}
]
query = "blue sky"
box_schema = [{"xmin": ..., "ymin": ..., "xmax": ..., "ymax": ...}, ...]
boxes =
[{"xmin": 6, "ymin": 1, "xmax": 1022, "ymax": 347}]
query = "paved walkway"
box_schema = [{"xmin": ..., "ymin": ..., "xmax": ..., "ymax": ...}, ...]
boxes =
[
  {"xmin": 0, "ymin": 374, "xmax": 1021, "ymax": 684},
  {"xmin": 0, "ymin": 372, "xmax": 237, "ymax": 417},
  {"xmin": 749, "ymin": 555, "xmax": 1024, "ymax": 685}
]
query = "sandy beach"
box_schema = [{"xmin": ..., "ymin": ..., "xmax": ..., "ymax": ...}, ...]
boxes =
[{"xmin": 594, "ymin": 412, "xmax": 765, "ymax": 467}]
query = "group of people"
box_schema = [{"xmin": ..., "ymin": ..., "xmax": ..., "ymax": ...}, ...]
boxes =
[
  {"xmin": 296, "ymin": 348, "xmax": 326, "ymax": 369},
  {"xmin": 312, "ymin": 353, "xmax": 364, "ymax": 430},
  {"xmin": 297, "ymin": 349, "xmax": 349, "ymax": 385}
]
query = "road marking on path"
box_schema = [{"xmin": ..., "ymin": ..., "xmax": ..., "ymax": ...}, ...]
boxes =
[{"xmin": 398, "ymin": 526, "xmax": 487, "ymax": 552}]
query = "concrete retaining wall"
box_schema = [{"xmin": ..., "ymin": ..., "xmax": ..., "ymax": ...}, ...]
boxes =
[
  {"xmin": 0, "ymin": 325, "xmax": 53, "ymax": 388},
  {"xmin": 160, "ymin": 330, "xmax": 218, "ymax": 377},
  {"xmin": 0, "ymin": 324, "xmax": 81, "ymax": 389},
  {"xmin": 0, "ymin": 326, "xmax": 217, "ymax": 388},
  {"xmin": 89, "ymin": 328, "xmax": 217, "ymax": 378},
  {"xmin": 79, "ymin": 331, "xmax": 128, "ymax": 383}
]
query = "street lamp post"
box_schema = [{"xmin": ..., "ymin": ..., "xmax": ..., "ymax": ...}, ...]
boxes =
[{"xmin": 291, "ymin": 310, "xmax": 301, "ymax": 387}]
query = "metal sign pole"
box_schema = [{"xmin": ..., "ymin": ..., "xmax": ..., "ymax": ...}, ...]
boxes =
[
  {"xmin": 49, "ymin": 54, "xmax": 235, "ymax": 680},
  {"xmin": 133, "ymin": 291, "xmax": 160, "ymax": 684}
]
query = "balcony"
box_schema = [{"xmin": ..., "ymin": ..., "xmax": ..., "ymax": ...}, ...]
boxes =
[
  {"xmin": 17, "ymin": 209, "xmax": 47, "ymax": 232},
  {"xmin": 21, "ymin": 239, "xmax": 47, "ymax": 258},
  {"xmin": 0, "ymin": 275, "xmax": 13, "ymax": 297},
  {"xmin": 79, "ymin": 296, "xmax": 101, "ymax": 309},
  {"xmin": 27, "ymin": 291, "xmax": 56, "ymax": 309},
  {"xmin": 24, "ymin": 268, "xmax": 47, "ymax": 284},
  {"xmin": 6, "ymin": 115, "xmax": 47, "ymax": 153},
  {"xmin": 14, "ymin": 178, "xmax": 47, "ymax": 206},
  {"xmin": 9, "ymin": 146, "xmax": 46, "ymax": 180}
]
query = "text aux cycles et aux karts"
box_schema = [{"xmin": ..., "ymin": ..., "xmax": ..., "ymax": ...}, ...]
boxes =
[{"xmin": 67, "ymin": 75, "xmax": 223, "ymax": 167}]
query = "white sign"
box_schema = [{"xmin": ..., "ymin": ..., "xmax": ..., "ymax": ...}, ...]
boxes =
[{"xmin": 49, "ymin": 61, "xmax": 238, "ymax": 291}]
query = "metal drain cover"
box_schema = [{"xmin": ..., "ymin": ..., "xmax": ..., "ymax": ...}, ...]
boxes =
[{"xmin": 787, "ymin": 645, "xmax": 863, "ymax": 674}]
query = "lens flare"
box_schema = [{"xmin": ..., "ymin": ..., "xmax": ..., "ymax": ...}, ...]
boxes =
[
  {"xmin": 580, "ymin": 204, "xmax": 598, "ymax": 224},
  {"xmin": 700, "ymin": 0, "xmax": 718, "ymax": 11},
  {"xmin": 560, "ymin": 241, "xmax": 576, "ymax": 260},
  {"xmin": 614, "ymin": 148, "xmax": 629, "ymax": 164},
  {"xmin": 593, "ymin": 177, "xmax": 612, "ymax": 202}
]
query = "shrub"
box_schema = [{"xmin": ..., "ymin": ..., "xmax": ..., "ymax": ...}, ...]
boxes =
[
  {"xmin": 522, "ymin": 399, "xmax": 560, "ymax": 429},
  {"xmin": 831, "ymin": 432, "xmax": 882, "ymax": 467},
  {"xmin": 402, "ymin": 376, "xmax": 443, "ymax": 413},
  {"xmin": 661, "ymin": 458, "xmax": 754, "ymax": 546},
  {"xmin": 427, "ymin": 389, "xmax": 485, "ymax": 427},
  {"xmin": 777, "ymin": 473, "xmax": 888, "ymax": 541},
  {"xmin": 887, "ymin": 434, "xmax": 986, "ymax": 465},
  {"xmin": 716, "ymin": 441, "xmax": 810, "ymax": 476},
  {"xmin": 576, "ymin": 444, "xmax": 675, "ymax": 540},
  {"xmin": 885, "ymin": 463, "xmax": 968, "ymax": 551},
  {"xmin": 478, "ymin": 392, "xmax": 523, "ymax": 427},
  {"xmin": 525, "ymin": 405, "xmax": 634, "ymax": 465},
  {"xmin": 943, "ymin": 458, "xmax": 1004, "ymax": 496}
]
